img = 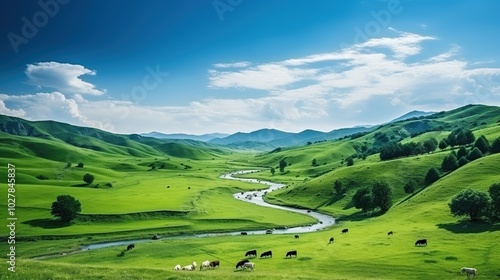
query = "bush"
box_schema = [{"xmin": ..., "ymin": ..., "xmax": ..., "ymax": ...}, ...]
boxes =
[
  {"xmin": 36, "ymin": 175, "xmax": 49, "ymax": 180},
  {"xmin": 404, "ymin": 180, "xmax": 417, "ymax": 194},
  {"xmin": 77, "ymin": 162, "xmax": 84, "ymax": 168},
  {"xmin": 83, "ymin": 173, "xmax": 94, "ymax": 184}
]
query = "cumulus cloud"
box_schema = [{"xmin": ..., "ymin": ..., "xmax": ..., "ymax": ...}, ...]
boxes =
[
  {"xmin": 25, "ymin": 62, "xmax": 105, "ymax": 95},
  {"xmin": 2, "ymin": 31, "xmax": 500, "ymax": 134}
]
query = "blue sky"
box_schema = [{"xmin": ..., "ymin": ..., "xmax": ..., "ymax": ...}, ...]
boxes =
[{"xmin": 1, "ymin": 0, "xmax": 499, "ymax": 134}]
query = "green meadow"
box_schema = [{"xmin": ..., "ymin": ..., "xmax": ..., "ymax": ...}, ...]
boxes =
[{"xmin": 0, "ymin": 105, "xmax": 499, "ymax": 279}]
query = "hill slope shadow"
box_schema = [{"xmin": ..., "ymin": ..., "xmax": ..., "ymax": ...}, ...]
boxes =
[
  {"xmin": 436, "ymin": 220, "xmax": 500, "ymax": 234},
  {"xmin": 22, "ymin": 218, "xmax": 72, "ymax": 229}
]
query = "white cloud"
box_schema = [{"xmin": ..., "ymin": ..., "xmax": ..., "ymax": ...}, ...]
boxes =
[
  {"xmin": 25, "ymin": 62, "xmax": 105, "ymax": 95},
  {"xmin": 212, "ymin": 61, "xmax": 252, "ymax": 68},
  {"xmin": 3, "ymin": 31, "xmax": 500, "ymax": 135}
]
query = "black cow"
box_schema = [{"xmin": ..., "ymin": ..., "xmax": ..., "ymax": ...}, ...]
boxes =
[
  {"xmin": 415, "ymin": 239, "xmax": 427, "ymax": 246},
  {"xmin": 294, "ymin": 235, "xmax": 299, "ymax": 239},
  {"xmin": 241, "ymin": 232, "xmax": 248, "ymax": 235},
  {"xmin": 152, "ymin": 234, "xmax": 159, "ymax": 240},
  {"xmin": 388, "ymin": 231, "xmax": 393, "ymax": 236},
  {"xmin": 342, "ymin": 228, "xmax": 349, "ymax": 233},
  {"xmin": 285, "ymin": 250, "xmax": 297, "ymax": 258},
  {"xmin": 126, "ymin": 244, "xmax": 135, "ymax": 250},
  {"xmin": 260, "ymin": 250, "xmax": 272, "ymax": 258},
  {"xmin": 245, "ymin": 249, "xmax": 257, "ymax": 257},
  {"xmin": 235, "ymin": 259, "xmax": 249, "ymax": 269},
  {"xmin": 209, "ymin": 260, "xmax": 220, "ymax": 269},
  {"xmin": 328, "ymin": 237, "xmax": 334, "ymax": 244}
]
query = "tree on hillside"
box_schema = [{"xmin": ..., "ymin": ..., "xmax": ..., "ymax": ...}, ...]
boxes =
[
  {"xmin": 279, "ymin": 159, "xmax": 287, "ymax": 173},
  {"xmin": 83, "ymin": 173, "xmax": 94, "ymax": 184},
  {"xmin": 474, "ymin": 135, "xmax": 490, "ymax": 154},
  {"xmin": 491, "ymin": 137, "xmax": 500, "ymax": 154},
  {"xmin": 404, "ymin": 180, "xmax": 417, "ymax": 194},
  {"xmin": 457, "ymin": 146, "xmax": 468, "ymax": 159},
  {"xmin": 371, "ymin": 181, "xmax": 393, "ymax": 212},
  {"xmin": 458, "ymin": 156, "xmax": 469, "ymax": 167},
  {"xmin": 441, "ymin": 153, "xmax": 459, "ymax": 172},
  {"xmin": 488, "ymin": 183, "xmax": 500, "ymax": 218},
  {"xmin": 312, "ymin": 158, "xmax": 317, "ymax": 167},
  {"xmin": 449, "ymin": 189, "xmax": 489, "ymax": 221},
  {"xmin": 270, "ymin": 167, "xmax": 275, "ymax": 176},
  {"xmin": 467, "ymin": 147, "xmax": 483, "ymax": 161},
  {"xmin": 352, "ymin": 187, "xmax": 373, "ymax": 213},
  {"xmin": 425, "ymin": 167, "xmax": 440, "ymax": 185},
  {"xmin": 51, "ymin": 194, "xmax": 82, "ymax": 223},
  {"xmin": 333, "ymin": 180, "xmax": 345, "ymax": 195},
  {"xmin": 423, "ymin": 138, "xmax": 438, "ymax": 153},
  {"xmin": 438, "ymin": 139, "xmax": 448, "ymax": 150},
  {"xmin": 346, "ymin": 157, "xmax": 354, "ymax": 166},
  {"xmin": 77, "ymin": 162, "xmax": 84, "ymax": 168}
]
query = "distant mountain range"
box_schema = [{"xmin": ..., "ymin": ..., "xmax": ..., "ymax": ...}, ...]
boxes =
[
  {"xmin": 140, "ymin": 110, "xmax": 434, "ymax": 150},
  {"xmin": 141, "ymin": 132, "xmax": 229, "ymax": 142}
]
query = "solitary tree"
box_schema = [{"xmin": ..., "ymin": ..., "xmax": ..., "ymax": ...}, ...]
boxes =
[
  {"xmin": 449, "ymin": 188, "xmax": 489, "ymax": 221},
  {"xmin": 441, "ymin": 153, "xmax": 459, "ymax": 172},
  {"xmin": 83, "ymin": 173, "xmax": 94, "ymax": 184},
  {"xmin": 423, "ymin": 138, "xmax": 438, "ymax": 153},
  {"xmin": 279, "ymin": 159, "xmax": 287, "ymax": 173},
  {"xmin": 474, "ymin": 135, "xmax": 490, "ymax": 154},
  {"xmin": 489, "ymin": 183, "xmax": 500, "ymax": 218},
  {"xmin": 352, "ymin": 187, "xmax": 373, "ymax": 213},
  {"xmin": 333, "ymin": 180, "xmax": 344, "ymax": 194},
  {"xmin": 346, "ymin": 157, "xmax": 354, "ymax": 166},
  {"xmin": 371, "ymin": 181, "xmax": 393, "ymax": 212},
  {"xmin": 404, "ymin": 180, "xmax": 417, "ymax": 194},
  {"xmin": 491, "ymin": 137, "xmax": 500, "ymax": 154},
  {"xmin": 438, "ymin": 139, "xmax": 448, "ymax": 150},
  {"xmin": 425, "ymin": 167, "xmax": 441, "ymax": 185},
  {"xmin": 312, "ymin": 159, "xmax": 317, "ymax": 167},
  {"xmin": 51, "ymin": 194, "xmax": 82, "ymax": 223},
  {"xmin": 270, "ymin": 167, "xmax": 275, "ymax": 176},
  {"xmin": 457, "ymin": 146, "xmax": 468, "ymax": 159},
  {"xmin": 467, "ymin": 147, "xmax": 483, "ymax": 161},
  {"xmin": 77, "ymin": 162, "xmax": 84, "ymax": 168}
]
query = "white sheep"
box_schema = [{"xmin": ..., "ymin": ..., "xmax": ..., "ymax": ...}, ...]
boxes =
[
  {"xmin": 173, "ymin": 264, "xmax": 181, "ymax": 271},
  {"xmin": 200, "ymin": 260, "xmax": 210, "ymax": 271}
]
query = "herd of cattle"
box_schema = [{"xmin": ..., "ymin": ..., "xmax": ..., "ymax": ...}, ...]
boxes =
[{"xmin": 123, "ymin": 228, "xmax": 477, "ymax": 277}]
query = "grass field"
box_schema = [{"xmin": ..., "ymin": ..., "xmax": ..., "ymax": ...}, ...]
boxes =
[{"xmin": 0, "ymin": 106, "xmax": 499, "ymax": 279}]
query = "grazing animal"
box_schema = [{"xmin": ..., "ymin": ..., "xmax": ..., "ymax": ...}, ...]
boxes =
[
  {"xmin": 235, "ymin": 259, "xmax": 250, "ymax": 269},
  {"xmin": 200, "ymin": 260, "xmax": 210, "ymax": 271},
  {"xmin": 192, "ymin": 261, "xmax": 197, "ymax": 270},
  {"xmin": 209, "ymin": 260, "xmax": 220, "ymax": 269},
  {"xmin": 173, "ymin": 264, "xmax": 181, "ymax": 271},
  {"xmin": 294, "ymin": 235, "xmax": 299, "ymax": 239},
  {"xmin": 461, "ymin": 267, "xmax": 477, "ymax": 279},
  {"xmin": 181, "ymin": 264, "xmax": 194, "ymax": 271},
  {"xmin": 152, "ymin": 234, "xmax": 159, "ymax": 240},
  {"xmin": 286, "ymin": 250, "xmax": 297, "ymax": 258},
  {"xmin": 126, "ymin": 244, "xmax": 135, "ymax": 250},
  {"xmin": 260, "ymin": 250, "xmax": 272, "ymax": 258},
  {"xmin": 415, "ymin": 239, "xmax": 427, "ymax": 246},
  {"xmin": 388, "ymin": 231, "xmax": 393, "ymax": 235},
  {"xmin": 241, "ymin": 232, "xmax": 248, "ymax": 235},
  {"xmin": 342, "ymin": 228, "xmax": 349, "ymax": 233},
  {"xmin": 328, "ymin": 237, "xmax": 334, "ymax": 244},
  {"xmin": 242, "ymin": 262, "xmax": 255, "ymax": 271},
  {"xmin": 245, "ymin": 249, "xmax": 257, "ymax": 257}
]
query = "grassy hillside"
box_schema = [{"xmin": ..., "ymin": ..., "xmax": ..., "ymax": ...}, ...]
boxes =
[{"xmin": 0, "ymin": 104, "xmax": 499, "ymax": 279}]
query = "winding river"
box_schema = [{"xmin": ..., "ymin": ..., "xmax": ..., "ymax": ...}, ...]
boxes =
[{"xmin": 34, "ymin": 170, "xmax": 335, "ymax": 259}]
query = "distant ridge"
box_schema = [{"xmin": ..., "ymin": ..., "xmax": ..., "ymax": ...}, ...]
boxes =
[
  {"xmin": 141, "ymin": 131, "xmax": 229, "ymax": 142},
  {"xmin": 390, "ymin": 110, "xmax": 435, "ymax": 123}
]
